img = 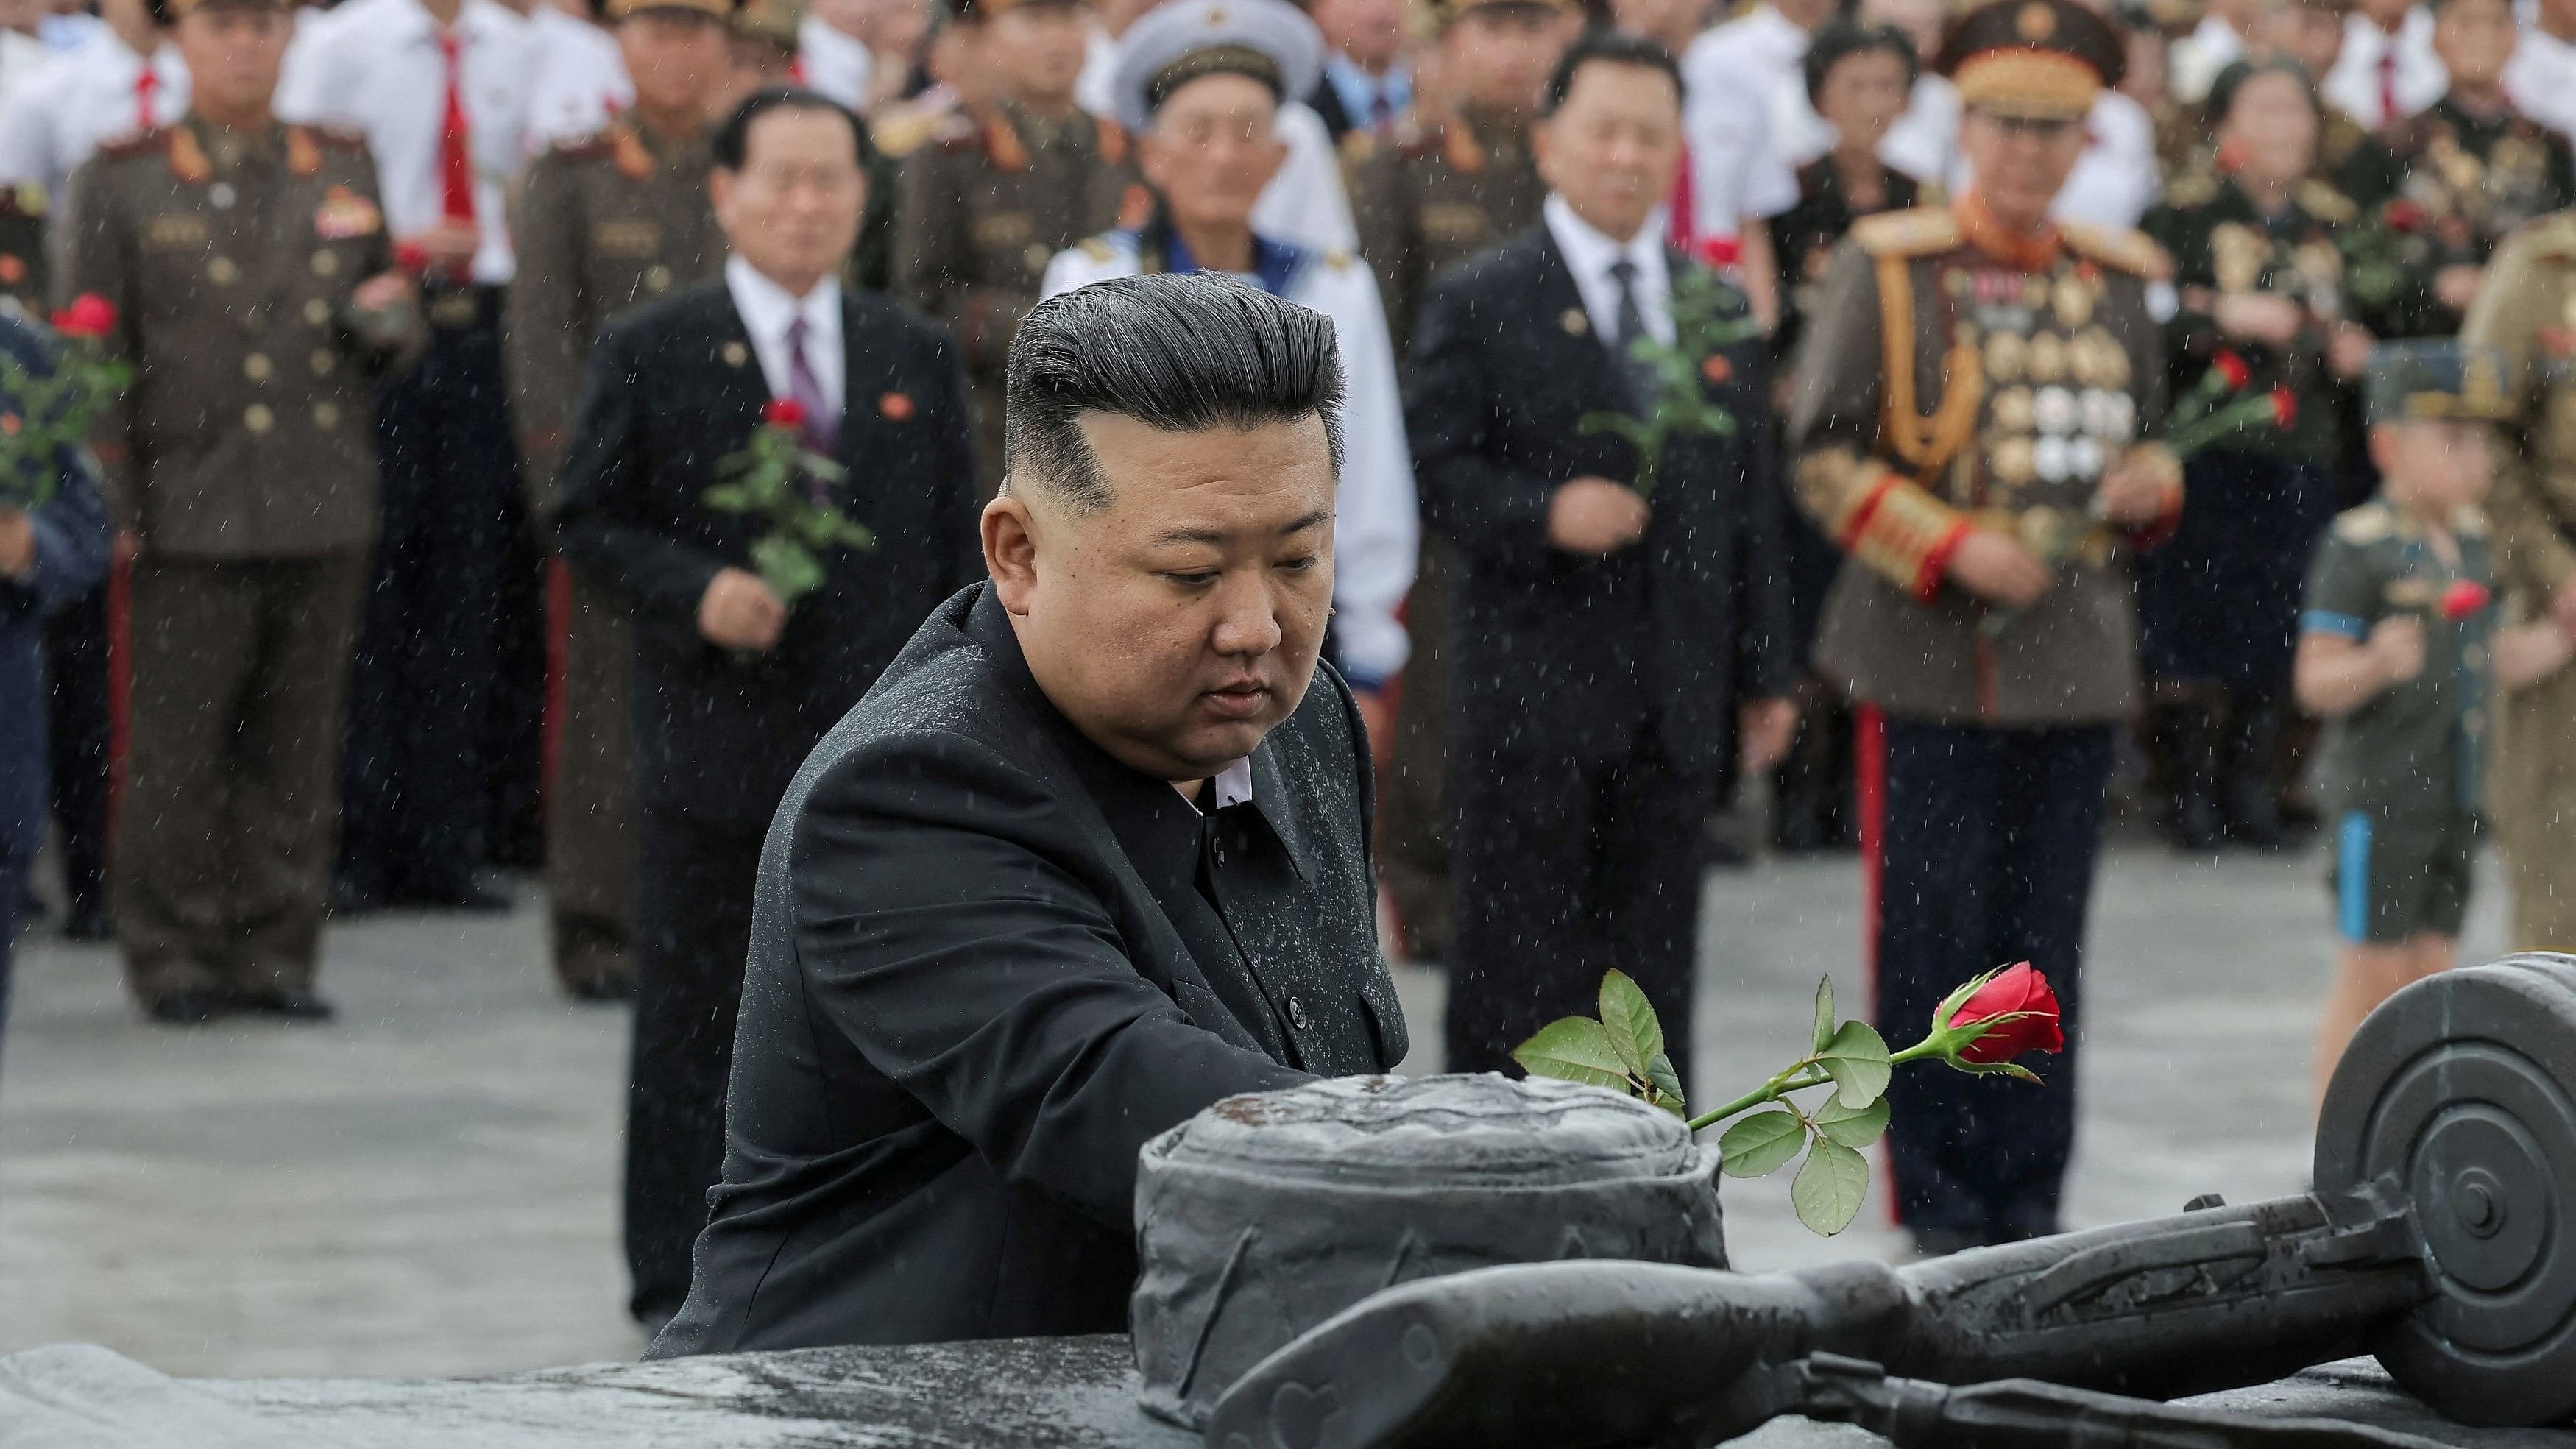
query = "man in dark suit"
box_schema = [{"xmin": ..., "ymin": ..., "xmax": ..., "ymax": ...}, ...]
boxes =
[
  {"xmin": 648, "ymin": 274, "xmax": 1407, "ymax": 1357},
  {"xmin": 1406, "ymin": 30, "xmax": 1798, "ymax": 1079},
  {"xmin": 553, "ymin": 86, "xmax": 981, "ymax": 1331}
]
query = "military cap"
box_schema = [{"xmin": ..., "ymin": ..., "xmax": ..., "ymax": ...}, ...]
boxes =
[
  {"xmin": 1109, "ymin": 0, "xmax": 1324, "ymax": 133},
  {"xmin": 952, "ymin": 0, "xmax": 1090, "ymax": 21},
  {"xmin": 604, "ymin": 0, "xmax": 737, "ymax": 20},
  {"xmin": 732, "ymin": 0, "xmax": 802, "ymax": 46},
  {"xmin": 1934, "ymin": 0, "xmax": 2126, "ymax": 121},
  {"xmin": 2365, "ymin": 340, "xmax": 2518, "ymax": 425}
]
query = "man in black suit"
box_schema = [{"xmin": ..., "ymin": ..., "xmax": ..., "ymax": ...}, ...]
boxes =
[
  {"xmin": 1406, "ymin": 30, "xmax": 1798, "ymax": 1079},
  {"xmin": 648, "ymin": 274, "xmax": 1407, "ymax": 1356},
  {"xmin": 553, "ymin": 87, "xmax": 981, "ymax": 1331}
]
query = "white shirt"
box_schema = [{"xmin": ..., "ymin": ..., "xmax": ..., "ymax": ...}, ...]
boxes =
[
  {"xmin": 726, "ymin": 255, "xmax": 846, "ymax": 419},
  {"xmin": 0, "ymin": 30, "xmax": 54, "ymax": 131},
  {"xmin": 277, "ymin": 0, "xmax": 537, "ymax": 285},
  {"xmin": 0, "ymin": 38, "xmax": 189, "ymax": 196},
  {"xmin": 2168, "ymin": 14, "xmax": 2247, "ymax": 104},
  {"xmin": 1691, "ymin": 5, "xmax": 1833, "ymax": 168},
  {"xmin": 522, "ymin": 5, "xmax": 632, "ymax": 152},
  {"xmin": 1944, "ymin": 90, "xmax": 2159, "ymax": 230},
  {"xmin": 2507, "ymin": 26, "xmax": 2576, "ymax": 140},
  {"xmin": 1251, "ymin": 99, "xmax": 1359, "ymax": 255},
  {"xmin": 799, "ymin": 14, "xmax": 872, "ymax": 111},
  {"xmin": 1545, "ymin": 192, "xmax": 1676, "ymax": 347},
  {"xmin": 1678, "ymin": 40, "xmax": 1799, "ymax": 242},
  {"xmin": 2324, "ymin": 7, "xmax": 2444, "ymax": 130},
  {"xmin": 1880, "ymin": 73, "xmax": 1959, "ymax": 185},
  {"xmin": 1182, "ymin": 759, "xmax": 1257, "ymax": 815},
  {"xmin": 1075, "ymin": 22, "xmax": 1119, "ymax": 117},
  {"xmin": 1039, "ymin": 235, "xmax": 1419, "ymax": 688}
]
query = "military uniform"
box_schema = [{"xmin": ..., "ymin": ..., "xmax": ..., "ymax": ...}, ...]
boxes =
[
  {"xmin": 1786, "ymin": 0, "xmax": 2181, "ymax": 1250},
  {"xmin": 2338, "ymin": 95, "xmax": 2576, "ymax": 338},
  {"xmin": 893, "ymin": 102, "xmax": 1139, "ymax": 497},
  {"xmin": 508, "ymin": 116, "xmax": 725, "ymax": 999},
  {"xmin": 70, "ymin": 113, "xmax": 421, "ymax": 1012},
  {"xmin": 1345, "ymin": 99, "xmax": 1544, "ymax": 963},
  {"xmin": 2458, "ymin": 216, "xmax": 2576, "ymax": 948}
]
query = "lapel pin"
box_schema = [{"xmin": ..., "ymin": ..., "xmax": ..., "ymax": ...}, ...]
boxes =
[
  {"xmin": 880, "ymin": 391, "xmax": 914, "ymax": 422},
  {"xmin": 1560, "ymin": 308, "xmax": 1589, "ymax": 336},
  {"xmin": 721, "ymin": 341, "xmax": 749, "ymax": 368}
]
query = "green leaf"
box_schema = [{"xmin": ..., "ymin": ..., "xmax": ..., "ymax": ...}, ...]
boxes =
[
  {"xmin": 1646, "ymin": 1088, "xmax": 1688, "ymax": 1121},
  {"xmin": 701, "ymin": 485, "xmax": 751, "ymax": 511},
  {"xmin": 1644, "ymin": 1052, "xmax": 1686, "ymax": 1113},
  {"xmin": 1812, "ymin": 977, "xmax": 1836, "ymax": 1055},
  {"xmin": 1792, "ymin": 1139, "xmax": 1872, "ymax": 1235},
  {"xmin": 1511, "ymin": 1016, "xmax": 1635, "ymax": 1094},
  {"xmin": 1811, "ymin": 1095, "xmax": 1890, "ymax": 1149},
  {"xmin": 1717, "ymin": 1108, "xmax": 1808, "ymax": 1178},
  {"xmin": 1597, "ymin": 969, "xmax": 1662, "ymax": 1079},
  {"xmin": 1816, "ymin": 1018, "xmax": 1892, "ymax": 1109},
  {"xmin": 751, "ymin": 534, "xmax": 823, "ymax": 603}
]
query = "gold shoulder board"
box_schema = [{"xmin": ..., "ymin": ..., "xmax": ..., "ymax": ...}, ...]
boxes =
[
  {"xmin": 1850, "ymin": 208, "xmax": 1963, "ymax": 259},
  {"xmin": 2333, "ymin": 503, "xmax": 2394, "ymax": 545},
  {"xmin": 2062, "ymin": 219, "xmax": 2170, "ymax": 279}
]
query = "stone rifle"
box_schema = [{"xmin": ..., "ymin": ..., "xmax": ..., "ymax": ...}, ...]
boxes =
[{"xmin": 1186, "ymin": 954, "xmax": 2576, "ymax": 1449}]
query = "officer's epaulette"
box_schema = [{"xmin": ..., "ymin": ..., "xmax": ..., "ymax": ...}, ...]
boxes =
[
  {"xmin": 1849, "ymin": 207, "xmax": 1962, "ymax": 259},
  {"xmin": 924, "ymin": 110, "xmax": 983, "ymax": 155},
  {"xmin": 285, "ymin": 124, "xmax": 323, "ymax": 177},
  {"xmin": 2511, "ymin": 210, "xmax": 2576, "ymax": 263},
  {"xmin": 2332, "ymin": 500, "xmax": 2395, "ymax": 545},
  {"xmin": 2298, "ymin": 180, "xmax": 2357, "ymax": 225},
  {"xmin": 2060, "ymin": 219, "xmax": 2169, "ymax": 278},
  {"xmin": 94, "ymin": 127, "xmax": 166, "ymax": 161},
  {"xmin": 2162, "ymin": 171, "xmax": 2218, "ymax": 208}
]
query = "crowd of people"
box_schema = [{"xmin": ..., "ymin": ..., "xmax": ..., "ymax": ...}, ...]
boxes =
[{"xmin": 0, "ymin": 0, "xmax": 2572, "ymax": 1334}]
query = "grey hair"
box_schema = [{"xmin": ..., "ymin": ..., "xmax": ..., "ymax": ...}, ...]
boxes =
[{"xmin": 1002, "ymin": 272, "xmax": 1347, "ymax": 512}]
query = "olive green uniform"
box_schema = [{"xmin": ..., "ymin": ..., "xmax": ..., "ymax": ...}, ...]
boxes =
[
  {"xmin": 2458, "ymin": 215, "xmax": 2576, "ymax": 949},
  {"xmin": 2301, "ymin": 500, "xmax": 2496, "ymax": 942},
  {"xmin": 70, "ymin": 116, "xmax": 421, "ymax": 999},
  {"xmin": 891, "ymin": 102, "xmax": 1138, "ymax": 497},
  {"xmin": 1346, "ymin": 107, "xmax": 1542, "ymax": 962},
  {"xmin": 507, "ymin": 120, "xmax": 725, "ymax": 999}
]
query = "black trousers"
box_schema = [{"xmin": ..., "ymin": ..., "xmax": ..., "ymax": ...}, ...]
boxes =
[
  {"xmin": 43, "ymin": 580, "xmax": 111, "ymax": 920},
  {"xmin": 1870, "ymin": 715, "xmax": 2112, "ymax": 1242},
  {"xmin": 626, "ymin": 809, "xmax": 765, "ymax": 1322},
  {"xmin": 339, "ymin": 288, "xmax": 520, "ymax": 901},
  {"xmin": 1445, "ymin": 729, "xmax": 1705, "ymax": 1077}
]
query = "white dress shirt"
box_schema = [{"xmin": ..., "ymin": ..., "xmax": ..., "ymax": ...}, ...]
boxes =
[
  {"xmin": 1075, "ymin": 22, "xmax": 1119, "ymax": 116},
  {"xmin": 1183, "ymin": 759, "xmax": 1257, "ymax": 815},
  {"xmin": 1678, "ymin": 38, "xmax": 1800, "ymax": 244},
  {"xmin": 2168, "ymin": 14, "xmax": 2248, "ymax": 104},
  {"xmin": 2324, "ymin": 7, "xmax": 2444, "ymax": 130},
  {"xmin": 1545, "ymin": 192, "xmax": 1676, "ymax": 347},
  {"xmin": 276, "ymin": 0, "xmax": 537, "ymax": 285},
  {"xmin": 726, "ymin": 255, "xmax": 846, "ymax": 421},
  {"xmin": 2507, "ymin": 26, "xmax": 2576, "ymax": 140},
  {"xmin": 523, "ymin": 5, "xmax": 633, "ymax": 152},
  {"xmin": 798, "ymin": 14, "xmax": 873, "ymax": 111},
  {"xmin": 1691, "ymin": 5, "xmax": 1834, "ymax": 167},
  {"xmin": 0, "ymin": 37, "xmax": 189, "ymax": 196}
]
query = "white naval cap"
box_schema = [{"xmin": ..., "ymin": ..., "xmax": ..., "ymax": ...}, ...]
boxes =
[{"xmin": 1109, "ymin": 0, "xmax": 1326, "ymax": 134}]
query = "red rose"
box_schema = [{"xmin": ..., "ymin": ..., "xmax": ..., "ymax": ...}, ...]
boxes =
[
  {"xmin": 2270, "ymin": 387, "xmax": 2297, "ymax": 429},
  {"xmin": 1696, "ymin": 235, "xmax": 1742, "ymax": 269},
  {"xmin": 2384, "ymin": 199, "xmax": 2426, "ymax": 233},
  {"xmin": 2212, "ymin": 351, "xmax": 2251, "ymax": 391},
  {"xmin": 1947, "ymin": 962, "xmax": 2066, "ymax": 1063},
  {"xmin": 2441, "ymin": 579, "xmax": 2492, "ymax": 621},
  {"xmin": 49, "ymin": 292, "xmax": 116, "ymax": 339},
  {"xmin": 762, "ymin": 397, "xmax": 807, "ymax": 430}
]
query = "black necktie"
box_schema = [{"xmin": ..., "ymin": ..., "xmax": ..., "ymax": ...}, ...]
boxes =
[{"xmin": 1607, "ymin": 258, "xmax": 1659, "ymax": 407}]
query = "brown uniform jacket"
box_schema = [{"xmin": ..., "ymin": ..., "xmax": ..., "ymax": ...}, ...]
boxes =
[
  {"xmin": 507, "ymin": 121, "xmax": 724, "ymax": 506},
  {"xmin": 69, "ymin": 115, "xmax": 420, "ymax": 558},
  {"xmin": 2460, "ymin": 211, "xmax": 2576, "ymax": 606},
  {"xmin": 1347, "ymin": 107, "xmax": 1545, "ymax": 356},
  {"xmin": 1787, "ymin": 204, "xmax": 2176, "ymax": 725}
]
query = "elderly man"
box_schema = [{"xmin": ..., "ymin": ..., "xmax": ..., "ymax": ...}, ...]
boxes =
[
  {"xmin": 649, "ymin": 274, "xmax": 1406, "ymax": 1356},
  {"xmin": 1789, "ymin": 0, "xmax": 2181, "ymax": 1253}
]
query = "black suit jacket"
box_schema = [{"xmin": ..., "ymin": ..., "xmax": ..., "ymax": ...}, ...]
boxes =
[
  {"xmin": 554, "ymin": 282, "xmax": 981, "ymax": 826},
  {"xmin": 1306, "ymin": 78, "xmax": 1356, "ymax": 141},
  {"xmin": 648, "ymin": 585, "xmax": 1407, "ymax": 1356},
  {"xmin": 1404, "ymin": 224, "xmax": 1794, "ymax": 795}
]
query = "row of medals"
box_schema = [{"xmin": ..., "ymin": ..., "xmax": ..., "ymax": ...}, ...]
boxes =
[{"xmin": 1953, "ymin": 266, "xmax": 2135, "ymax": 495}]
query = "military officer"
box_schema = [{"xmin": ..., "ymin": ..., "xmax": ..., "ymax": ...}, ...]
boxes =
[
  {"xmin": 1788, "ymin": 0, "xmax": 2183, "ymax": 1252},
  {"xmin": 507, "ymin": 0, "xmax": 733, "ymax": 1002},
  {"xmin": 891, "ymin": 0, "xmax": 1140, "ymax": 497},
  {"xmin": 71, "ymin": 0, "xmax": 421, "ymax": 1023},
  {"xmin": 1343, "ymin": 0, "xmax": 1568, "ymax": 964},
  {"xmin": 2458, "ymin": 213, "xmax": 2576, "ymax": 951}
]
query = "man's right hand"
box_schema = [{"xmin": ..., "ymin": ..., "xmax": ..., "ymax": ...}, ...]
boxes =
[
  {"xmin": 401, "ymin": 221, "xmax": 482, "ymax": 272},
  {"xmin": 699, "ymin": 567, "xmax": 787, "ymax": 651},
  {"xmin": 1946, "ymin": 530, "xmax": 2056, "ymax": 609},
  {"xmin": 1547, "ymin": 477, "xmax": 1651, "ymax": 556},
  {"xmin": 2368, "ymin": 614, "xmax": 2427, "ymax": 686}
]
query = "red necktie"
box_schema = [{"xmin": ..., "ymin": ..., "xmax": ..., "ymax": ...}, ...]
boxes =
[
  {"xmin": 134, "ymin": 65, "xmax": 157, "ymax": 132},
  {"xmin": 1668, "ymin": 145, "xmax": 1696, "ymax": 254},
  {"xmin": 438, "ymin": 32, "xmax": 477, "ymax": 226},
  {"xmin": 2379, "ymin": 49, "xmax": 2399, "ymax": 127}
]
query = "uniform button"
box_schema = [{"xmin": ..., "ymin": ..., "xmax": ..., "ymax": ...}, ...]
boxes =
[
  {"xmin": 312, "ymin": 402, "xmax": 339, "ymax": 428},
  {"xmin": 310, "ymin": 349, "xmax": 336, "ymax": 377},
  {"xmin": 1287, "ymin": 996, "xmax": 1309, "ymax": 1032},
  {"xmin": 206, "ymin": 256, "xmax": 238, "ymax": 285},
  {"xmin": 310, "ymin": 250, "xmax": 339, "ymax": 277},
  {"xmin": 242, "ymin": 352, "xmax": 272, "ymax": 381},
  {"xmin": 644, "ymin": 264, "xmax": 673, "ymax": 294},
  {"xmin": 244, "ymin": 403, "xmax": 274, "ymax": 433},
  {"xmin": 304, "ymin": 298, "xmax": 331, "ymax": 325},
  {"xmin": 208, "ymin": 182, "xmax": 236, "ymax": 210}
]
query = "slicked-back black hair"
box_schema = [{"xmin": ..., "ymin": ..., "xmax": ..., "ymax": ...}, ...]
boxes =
[
  {"xmin": 1543, "ymin": 28, "xmax": 1685, "ymax": 116},
  {"xmin": 1004, "ymin": 274, "xmax": 1346, "ymax": 511},
  {"xmin": 1803, "ymin": 21, "xmax": 1919, "ymax": 105},
  {"xmin": 712, "ymin": 85, "xmax": 877, "ymax": 172}
]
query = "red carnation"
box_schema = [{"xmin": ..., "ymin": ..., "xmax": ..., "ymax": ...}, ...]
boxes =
[
  {"xmin": 2385, "ymin": 199, "xmax": 2427, "ymax": 233},
  {"xmin": 762, "ymin": 397, "xmax": 808, "ymax": 430},
  {"xmin": 2441, "ymin": 579, "xmax": 2492, "ymax": 621},
  {"xmin": 49, "ymin": 292, "xmax": 116, "ymax": 340},
  {"xmin": 1941, "ymin": 963, "xmax": 2066, "ymax": 1064},
  {"xmin": 2270, "ymin": 387, "xmax": 2297, "ymax": 429},
  {"xmin": 2212, "ymin": 351, "xmax": 2251, "ymax": 391}
]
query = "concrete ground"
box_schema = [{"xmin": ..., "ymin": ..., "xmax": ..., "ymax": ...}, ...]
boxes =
[{"xmin": 0, "ymin": 838, "xmax": 2513, "ymax": 1379}]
